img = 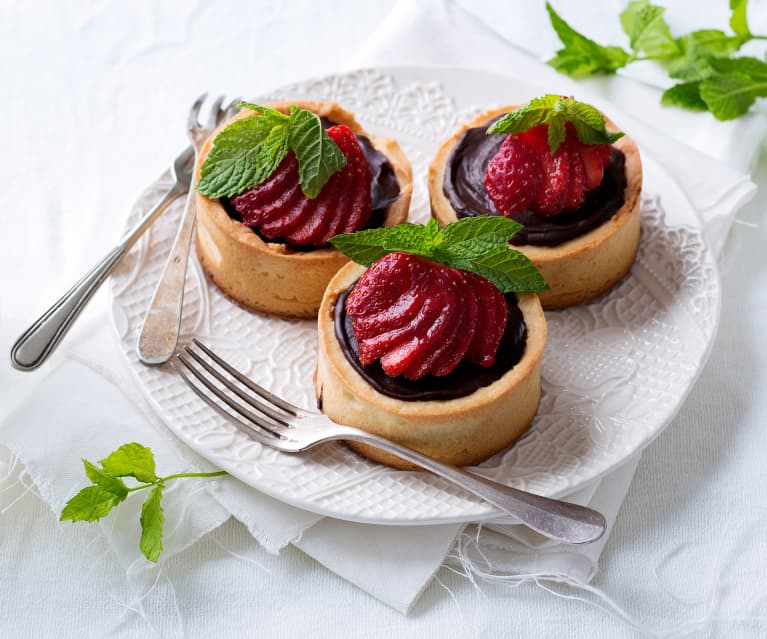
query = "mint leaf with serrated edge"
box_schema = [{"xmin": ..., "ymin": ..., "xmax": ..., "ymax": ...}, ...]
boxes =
[
  {"xmin": 448, "ymin": 247, "xmax": 549, "ymax": 294},
  {"xmin": 60, "ymin": 486, "xmax": 122, "ymax": 522},
  {"xmin": 620, "ymin": 1, "xmax": 679, "ymax": 58},
  {"xmin": 288, "ymin": 105, "xmax": 346, "ymax": 199},
  {"xmin": 666, "ymin": 30, "xmax": 744, "ymax": 81},
  {"xmin": 330, "ymin": 216, "xmax": 548, "ymax": 293},
  {"xmin": 99, "ymin": 442, "xmax": 157, "ymax": 483},
  {"xmin": 661, "ymin": 82, "xmax": 708, "ymax": 110},
  {"xmin": 140, "ymin": 485, "xmax": 164, "ymax": 563},
  {"xmin": 546, "ymin": 2, "xmax": 631, "ymax": 77},
  {"xmin": 487, "ymin": 95, "xmax": 623, "ymax": 154},
  {"xmin": 82, "ymin": 459, "xmax": 128, "ymax": 500},
  {"xmin": 196, "ymin": 103, "xmax": 345, "ymax": 200}
]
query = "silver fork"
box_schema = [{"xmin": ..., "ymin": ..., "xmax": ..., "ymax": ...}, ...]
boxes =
[
  {"xmin": 136, "ymin": 94, "xmax": 240, "ymax": 365},
  {"xmin": 173, "ymin": 339, "xmax": 607, "ymax": 544}
]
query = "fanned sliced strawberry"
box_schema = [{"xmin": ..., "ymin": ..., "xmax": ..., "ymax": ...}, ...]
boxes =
[
  {"xmin": 464, "ymin": 272, "xmax": 507, "ymax": 367},
  {"xmin": 578, "ymin": 144, "xmax": 611, "ymax": 190},
  {"xmin": 346, "ymin": 252, "xmax": 506, "ymax": 380},
  {"xmin": 230, "ymin": 124, "xmax": 372, "ymax": 246}
]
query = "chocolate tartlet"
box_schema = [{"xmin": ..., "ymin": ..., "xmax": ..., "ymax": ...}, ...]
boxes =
[
  {"xmin": 195, "ymin": 101, "xmax": 413, "ymax": 319},
  {"xmin": 429, "ymin": 106, "xmax": 642, "ymax": 309},
  {"xmin": 315, "ymin": 261, "xmax": 546, "ymax": 469}
]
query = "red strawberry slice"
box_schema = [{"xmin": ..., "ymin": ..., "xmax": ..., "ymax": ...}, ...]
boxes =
[
  {"xmin": 564, "ymin": 139, "xmax": 586, "ymax": 211},
  {"xmin": 399, "ymin": 267, "xmax": 466, "ymax": 380},
  {"xmin": 484, "ymin": 135, "xmax": 542, "ymax": 216},
  {"xmin": 464, "ymin": 272, "xmax": 507, "ymax": 367},
  {"xmin": 427, "ymin": 271, "xmax": 479, "ymax": 377},
  {"xmin": 230, "ymin": 124, "xmax": 372, "ymax": 246},
  {"xmin": 352, "ymin": 289, "xmax": 421, "ymax": 335},
  {"xmin": 578, "ymin": 144, "xmax": 611, "ymax": 191}
]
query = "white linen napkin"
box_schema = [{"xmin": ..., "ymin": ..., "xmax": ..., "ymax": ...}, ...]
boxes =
[{"xmin": 1, "ymin": 0, "xmax": 762, "ymax": 615}]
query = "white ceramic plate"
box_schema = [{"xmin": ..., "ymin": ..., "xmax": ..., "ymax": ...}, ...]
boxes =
[{"xmin": 109, "ymin": 67, "xmax": 720, "ymax": 525}]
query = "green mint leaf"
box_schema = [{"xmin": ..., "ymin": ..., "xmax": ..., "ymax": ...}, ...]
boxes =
[
  {"xmin": 253, "ymin": 122, "xmax": 290, "ymax": 186},
  {"xmin": 236, "ymin": 102, "xmax": 290, "ymax": 122},
  {"xmin": 60, "ymin": 486, "xmax": 121, "ymax": 523},
  {"xmin": 620, "ymin": 1, "xmax": 679, "ymax": 58},
  {"xmin": 196, "ymin": 115, "xmax": 281, "ymax": 198},
  {"xmin": 139, "ymin": 485, "xmax": 164, "ymax": 563},
  {"xmin": 439, "ymin": 216, "xmax": 522, "ymax": 248},
  {"xmin": 666, "ymin": 30, "xmax": 744, "ymax": 81},
  {"xmin": 330, "ymin": 223, "xmax": 437, "ymax": 266},
  {"xmin": 99, "ymin": 443, "xmax": 157, "ymax": 483},
  {"xmin": 447, "ymin": 246, "xmax": 549, "ymax": 294},
  {"xmin": 82, "ymin": 459, "xmax": 128, "ymax": 500},
  {"xmin": 288, "ymin": 105, "xmax": 346, "ymax": 199},
  {"xmin": 546, "ymin": 2, "xmax": 631, "ymax": 77},
  {"xmin": 486, "ymin": 95, "xmax": 560, "ymax": 136},
  {"xmin": 489, "ymin": 95, "xmax": 623, "ymax": 153},
  {"xmin": 699, "ymin": 65, "xmax": 767, "ymax": 120},
  {"xmin": 661, "ymin": 82, "xmax": 708, "ymax": 110},
  {"xmin": 729, "ymin": 0, "xmax": 751, "ymax": 39}
]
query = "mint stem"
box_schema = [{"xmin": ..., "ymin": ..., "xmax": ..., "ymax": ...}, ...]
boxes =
[
  {"xmin": 160, "ymin": 471, "xmax": 227, "ymax": 482},
  {"xmin": 125, "ymin": 470, "xmax": 226, "ymax": 493}
]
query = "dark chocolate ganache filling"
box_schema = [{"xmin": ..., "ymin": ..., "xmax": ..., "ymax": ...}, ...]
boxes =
[
  {"xmin": 334, "ymin": 283, "xmax": 528, "ymax": 402},
  {"xmin": 443, "ymin": 118, "xmax": 627, "ymax": 247},
  {"xmin": 221, "ymin": 118, "xmax": 400, "ymax": 249}
]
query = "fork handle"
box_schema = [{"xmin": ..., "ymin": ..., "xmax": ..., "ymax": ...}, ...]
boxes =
[
  {"xmin": 10, "ymin": 184, "xmax": 185, "ymax": 372},
  {"xmin": 136, "ymin": 188, "xmax": 198, "ymax": 365},
  {"xmin": 338, "ymin": 429, "xmax": 606, "ymax": 544}
]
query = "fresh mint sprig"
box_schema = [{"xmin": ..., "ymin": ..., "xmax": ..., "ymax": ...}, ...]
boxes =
[
  {"xmin": 546, "ymin": 0, "xmax": 767, "ymax": 120},
  {"xmin": 486, "ymin": 95, "xmax": 624, "ymax": 153},
  {"xmin": 196, "ymin": 102, "xmax": 346, "ymax": 199},
  {"xmin": 60, "ymin": 443, "xmax": 226, "ymax": 562},
  {"xmin": 330, "ymin": 217, "xmax": 549, "ymax": 293}
]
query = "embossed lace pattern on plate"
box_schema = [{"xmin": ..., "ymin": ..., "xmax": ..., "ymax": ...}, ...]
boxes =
[{"xmin": 109, "ymin": 70, "xmax": 720, "ymax": 524}]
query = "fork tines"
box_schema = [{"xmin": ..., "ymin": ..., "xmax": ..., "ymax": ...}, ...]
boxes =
[{"xmin": 172, "ymin": 339, "xmax": 296, "ymax": 444}]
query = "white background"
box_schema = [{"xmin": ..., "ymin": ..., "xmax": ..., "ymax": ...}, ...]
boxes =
[{"xmin": 2, "ymin": 1, "xmax": 766, "ymax": 637}]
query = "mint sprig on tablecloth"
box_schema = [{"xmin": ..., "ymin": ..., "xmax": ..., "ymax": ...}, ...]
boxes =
[{"xmin": 60, "ymin": 443, "xmax": 226, "ymax": 562}]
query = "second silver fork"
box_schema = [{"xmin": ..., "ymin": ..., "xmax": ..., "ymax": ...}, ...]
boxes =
[
  {"xmin": 174, "ymin": 339, "xmax": 607, "ymax": 545},
  {"xmin": 137, "ymin": 94, "xmax": 240, "ymax": 365}
]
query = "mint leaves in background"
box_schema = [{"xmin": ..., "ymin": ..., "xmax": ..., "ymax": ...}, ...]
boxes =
[
  {"xmin": 196, "ymin": 103, "xmax": 346, "ymax": 199},
  {"xmin": 60, "ymin": 443, "xmax": 226, "ymax": 562},
  {"xmin": 487, "ymin": 95, "xmax": 624, "ymax": 153},
  {"xmin": 330, "ymin": 217, "xmax": 549, "ymax": 293},
  {"xmin": 546, "ymin": 0, "xmax": 767, "ymax": 120}
]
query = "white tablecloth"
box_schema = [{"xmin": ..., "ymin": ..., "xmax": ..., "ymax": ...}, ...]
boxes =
[{"xmin": 2, "ymin": 1, "xmax": 767, "ymax": 637}]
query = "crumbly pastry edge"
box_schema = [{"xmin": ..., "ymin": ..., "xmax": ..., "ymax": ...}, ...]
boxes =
[
  {"xmin": 194, "ymin": 100, "xmax": 413, "ymax": 319},
  {"xmin": 428, "ymin": 105, "xmax": 642, "ymax": 309},
  {"xmin": 315, "ymin": 261, "xmax": 547, "ymax": 469}
]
